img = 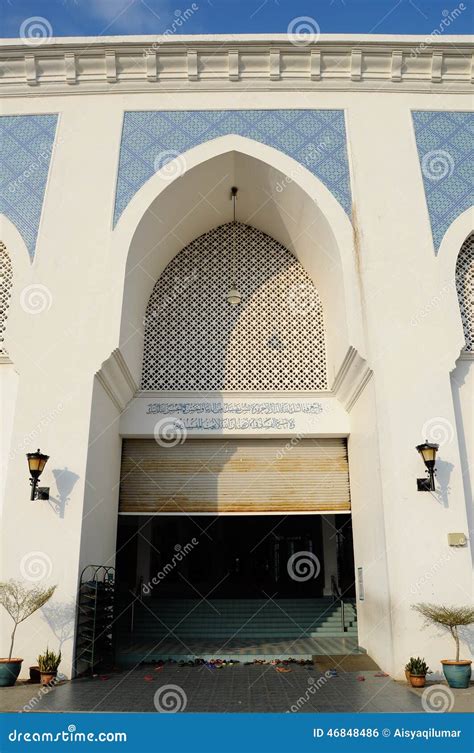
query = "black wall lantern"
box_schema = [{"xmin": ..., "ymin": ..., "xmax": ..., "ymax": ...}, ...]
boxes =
[
  {"xmin": 416, "ymin": 440, "xmax": 439, "ymax": 492},
  {"xmin": 26, "ymin": 449, "xmax": 50, "ymax": 500}
]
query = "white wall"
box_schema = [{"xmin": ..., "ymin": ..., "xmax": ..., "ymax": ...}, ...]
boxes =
[
  {"xmin": 451, "ymin": 357, "xmax": 474, "ymax": 566},
  {"xmin": 0, "ymin": 81, "xmax": 472, "ymax": 679},
  {"xmin": 348, "ymin": 379, "xmax": 394, "ymax": 672},
  {"xmin": 0, "ymin": 361, "xmax": 18, "ymax": 513}
]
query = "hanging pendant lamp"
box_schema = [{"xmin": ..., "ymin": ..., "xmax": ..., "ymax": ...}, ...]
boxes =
[{"xmin": 226, "ymin": 187, "xmax": 242, "ymax": 306}]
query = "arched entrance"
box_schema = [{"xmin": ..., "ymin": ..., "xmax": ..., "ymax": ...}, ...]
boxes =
[{"xmin": 79, "ymin": 137, "xmax": 376, "ymax": 670}]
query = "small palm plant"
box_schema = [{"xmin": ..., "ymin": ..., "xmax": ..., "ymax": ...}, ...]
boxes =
[{"xmin": 0, "ymin": 580, "xmax": 56, "ymax": 660}]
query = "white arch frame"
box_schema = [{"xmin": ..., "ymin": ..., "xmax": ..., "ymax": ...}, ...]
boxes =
[
  {"xmin": 0, "ymin": 215, "xmax": 32, "ymax": 362},
  {"xmin": 437, "ymin": 207, "xmax": 474, "ymax": 364},
  {"xmin": 110, "ymin": 134, "xmax": 365, "ymax": 386}
]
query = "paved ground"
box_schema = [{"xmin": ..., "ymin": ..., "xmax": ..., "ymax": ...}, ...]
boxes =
[
  {"xmin": 1, "ymin": 666, "xmax": 471, "ymax": 713},
  {"xmin": 117, "ymin": 636, "xmax": 363, "ymax": 665}
]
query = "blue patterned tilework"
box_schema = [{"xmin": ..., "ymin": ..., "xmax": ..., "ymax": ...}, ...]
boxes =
[
  {"xmin": 0, "ymin": 114, "xmax": 58, "ymax": 259},
  {"xmin": 412, "ymin": 111, "xmax": 473, "ymax": 252},
  {"xmin": 114, "ymin": 110, "xmax": 351, "ymax": 226}
]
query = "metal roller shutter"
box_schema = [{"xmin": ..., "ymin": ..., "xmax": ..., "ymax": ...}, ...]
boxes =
[{"xmin": 119, "ymin": 438, "xmax": 350, "ymax": 514}]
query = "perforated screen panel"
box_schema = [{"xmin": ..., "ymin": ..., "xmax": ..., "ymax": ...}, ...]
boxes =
[
  {"xmin": 0, "ymin": 242, "xmax": 12, "ymax": 355},
  {"xmin": 141, "ymin": 222, "xmax": 327, "ymax": 391},
  {"xmin": 456, "ymin": 232, "xmax": 474, "ymax": 352}
]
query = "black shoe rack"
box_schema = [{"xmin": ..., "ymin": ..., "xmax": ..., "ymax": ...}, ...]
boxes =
[{"xmin": 75, "ymin": 565, "xmax": 115, "ymax": 675}]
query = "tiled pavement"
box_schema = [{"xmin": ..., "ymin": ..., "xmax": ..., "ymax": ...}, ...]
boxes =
[
  {"xmin": 2, "ymin": 665, "xmax": 464, "ymax": 714},
  {"xmin": 117, "ymin": 636, "xmax": 363, "ymax": 665}
]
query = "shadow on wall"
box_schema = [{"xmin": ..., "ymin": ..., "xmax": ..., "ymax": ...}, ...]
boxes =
[
  {"xmin": 41, "ymin": 598, "xmax": 76, "ymax": 655},
  {"xmin": 49, "ymin": 468, "xmax": 80, "ymax": 519},
  {"xmin": 434, "ymin": 459, "xmax": 454, "ymax": 509},
  {"xmin": 459, "ymin": 625, "xmax": 474, "ymax": 659}
]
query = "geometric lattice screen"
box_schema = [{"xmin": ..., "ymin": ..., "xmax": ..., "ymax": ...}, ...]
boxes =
[
  {"xmin": 141, "ymin": 222, "xmax": 327, "ymax": 391},
  {"xmin": 0, "ymin": 242, "xmax": 13, "ymax": 355},
  {"xmin": 456, "ymin": 232, "xmax": 474, "ymax": 352}
]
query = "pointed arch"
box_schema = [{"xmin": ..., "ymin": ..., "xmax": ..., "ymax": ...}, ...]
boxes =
[
  {"xmin": 0, "ymin": 242, "xmax": 13, "ymax": 355},
  {"xmin": 141, "ymin": 221, "xmax": 328, "ymax": 392},
  {"xmin": 111, "ymin": 135, "xmax": 365, "ymax": 389},
  {"xmin": 455, "ymin": 233, "xmax": 474, "ymax": 352}
]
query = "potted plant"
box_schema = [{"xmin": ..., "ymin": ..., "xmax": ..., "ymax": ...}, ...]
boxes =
[
  {"xmin": 413, "ymin": 603, "xmax": 474, "ymax": 689},
  {"xmin": 407, "ymin": 656, "xmax": 430, "ymax": 687},
  {"xmin": 0, "ymin": 580, "xmax": 56, "ymax": 687},
  {"xmin": 405, "ymin": 657, "xmax": 419, "ymax": 682},
  {"xmin": 38, "ymin": 648, "xmax": 61, "ymax": 686},
  {"xmin": 29, "ymin": 665, "xmax": 41, "ymax": 684}
]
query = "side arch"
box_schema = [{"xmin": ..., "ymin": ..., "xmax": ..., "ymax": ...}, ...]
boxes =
[
  {"xmin": 437, "ymin": 207, "xmax": 474, "ymax": 363},
  {"xmin": 0, "ymin": 215, "xmax": 32, "ymax": 362}
]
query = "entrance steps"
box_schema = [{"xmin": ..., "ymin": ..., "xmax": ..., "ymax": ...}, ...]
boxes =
[
  {"xmin": 115, "ymin": 598, "xmax": 361, "ymax": 665},
  {"xmin": 117, "ymin": 598, "xmax": 358, "ymax": 656}
]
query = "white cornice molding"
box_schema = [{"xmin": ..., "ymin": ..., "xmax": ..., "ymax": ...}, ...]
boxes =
[
  {"xmin": 332, "ymin": 346, "xmax": 374, "ymax": 412},
  {"xmin": 0, "ymin": 35, "xmax": 472, "ymax": 96},
  {"xmin": 96, "ymin": 348, "xmax": 138, "ymax": 412}
]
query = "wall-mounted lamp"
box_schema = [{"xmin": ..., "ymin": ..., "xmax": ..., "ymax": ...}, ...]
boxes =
[
  {"xmin": 26, "ymin": 449, "xmax": 50, "ymax": 500},
  {"xmin": 416, "ymin": 440, "xmax": 439, "ymax": 492}
]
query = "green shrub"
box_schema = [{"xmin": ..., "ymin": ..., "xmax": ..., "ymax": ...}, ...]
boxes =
[
  {"xmin": 38, "ymin": 647, "xmax": 61, "ymax": 673},
  {"xmin": 407, "ymin": 656, "xmax": 429, "ymax": 676}
]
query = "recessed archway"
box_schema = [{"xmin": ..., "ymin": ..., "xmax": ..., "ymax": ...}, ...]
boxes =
[{"xmin": 111, "ymin": 135, "xmax": 365, "ymax": 390}]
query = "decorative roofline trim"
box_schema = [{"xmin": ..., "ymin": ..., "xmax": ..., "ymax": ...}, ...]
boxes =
[{"xmin": 0, "ymin": 37, "xmax": 472, "ymax": 96}]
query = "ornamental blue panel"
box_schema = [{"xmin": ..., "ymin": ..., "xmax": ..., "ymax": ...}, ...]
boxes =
[
  {"xmin": 412, "ymin": 111, "xmax": 474, "ymax": 252},
  {"xmin": 114, "ymin": 110, "xmax": 351, "ymax": 226},
  {"xmin": 0, "ymin": 114, "xmax": 58, "ymax": 259}
]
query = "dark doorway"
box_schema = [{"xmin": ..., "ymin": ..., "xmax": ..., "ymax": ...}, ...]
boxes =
[{"xmin": 116, "ymin": 514, "xmax": 355, "ymax": 601}]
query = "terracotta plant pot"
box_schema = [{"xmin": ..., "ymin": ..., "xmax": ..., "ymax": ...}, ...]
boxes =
[
  {"xmin": 442, "ymin": 660, "xmax": 472, "ymax": 689},
  {"xmin": 405, "ymin": 669, "xmax": 411, "ymax": 682},
  {"xmin": 409, "ymin": 673, "xmax": 426, "ymax": 688},
  {"xmin": 29, "ymin": 666, "xmax": 41, "ymax": 684},
  {"xmin": 40, "ymin": 670, "xmax": 57, "ymax": 686},
  {"xmin": 0, "ymin": 659, "xmax": 23, "ymax": 687}
]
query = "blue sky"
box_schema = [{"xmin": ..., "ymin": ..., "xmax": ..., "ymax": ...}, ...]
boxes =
[{"xmin": 0, "ymin": 0, "xmax": 472, "ymax": 37}]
